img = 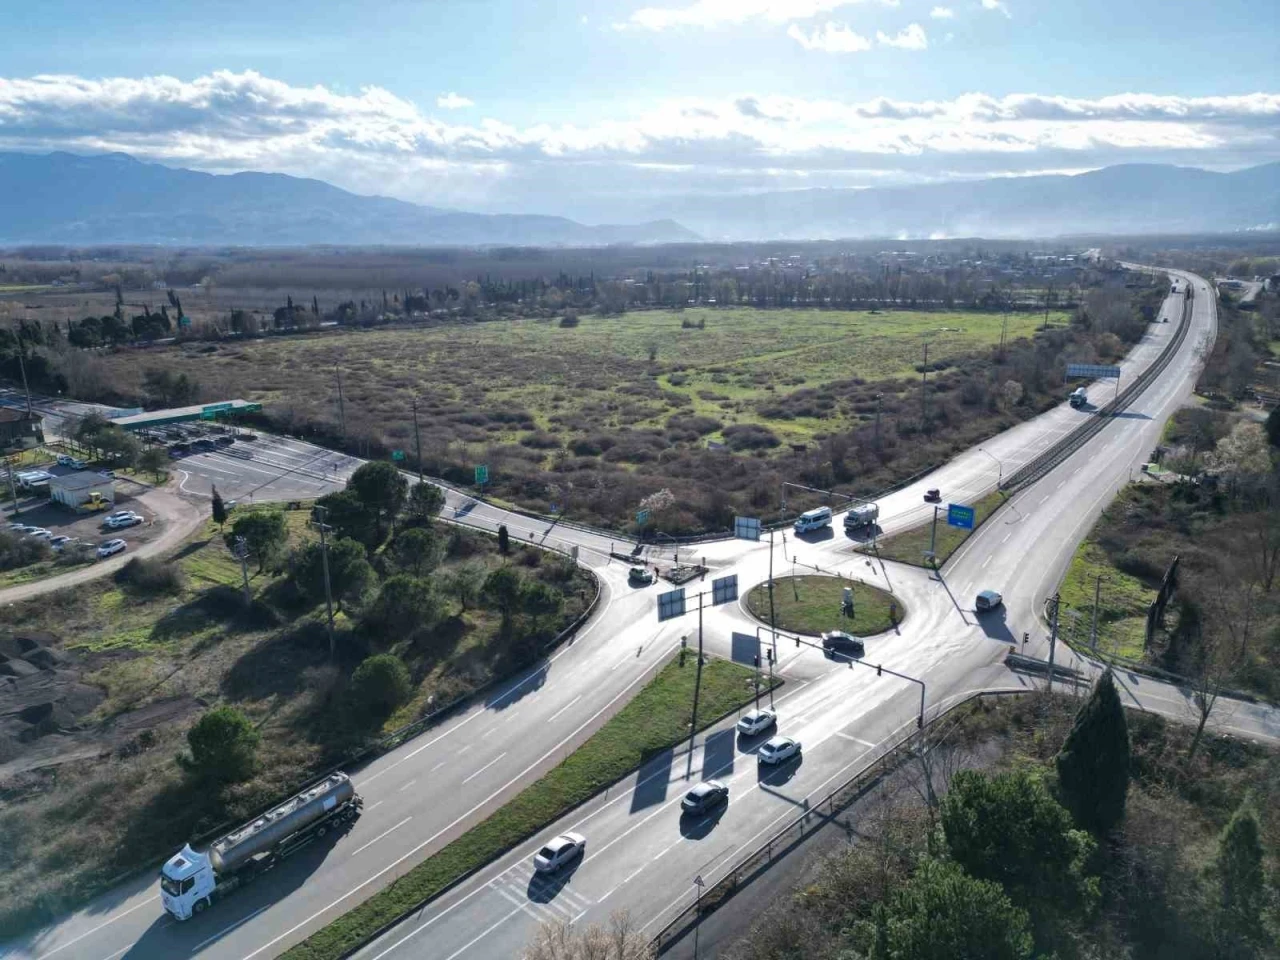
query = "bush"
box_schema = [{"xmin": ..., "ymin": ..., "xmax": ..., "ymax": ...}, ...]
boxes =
[
  {"xmin": 348, "ymin": 653, "xmax": 411, "ymax": 725},
  {"xmin": 115, "ymin": 556, "xmax": 185, "ymax": 595},
  {"xmin": 723, "ymin": 423, "xmax": 780, "ymax": 451},
  {"xmin": 179, "ymin": 705, "xmax": 260, "ymax": 784},
  {"xmin": 0, "ymin": 531, "xmax": 51, "ymax": 570}
]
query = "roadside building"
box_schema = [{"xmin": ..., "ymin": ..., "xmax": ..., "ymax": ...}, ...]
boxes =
[
  {"xmin": 48, "ymin": 471, "xmax": 115, "ymax": 512},
  {"xmin": 0, "ymin": 408, "xmax": 44, "ymax": 451}
]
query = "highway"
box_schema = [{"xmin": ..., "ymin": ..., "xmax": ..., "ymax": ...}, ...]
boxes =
[{"xmin": 4, "ymin": 268, "xmax": 1277, "ymax": 960}]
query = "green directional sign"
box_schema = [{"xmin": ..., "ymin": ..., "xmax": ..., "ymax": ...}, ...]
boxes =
[
  {"xmin": 391, "ymin": 449, "xmax": 406, "ymax": 462},
  {"xmin": 474, "ymin": 464, "xmax": 489, "ymax": 485},
  {"xmin": 635, "ymin": 508, "xmax": 650, "ymax": 525}
]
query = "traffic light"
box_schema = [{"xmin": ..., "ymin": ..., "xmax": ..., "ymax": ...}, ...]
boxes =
[
  {"xmin": 753, "ymin": 655, "xmax": 760, "ymax": 668},
  {"xmin": 876, "ymin": 664, "xmax": 882, "ymax": 677},
  {"xmin": 795, "ymin": 636, "xmax": 800, "ymax": 648}
]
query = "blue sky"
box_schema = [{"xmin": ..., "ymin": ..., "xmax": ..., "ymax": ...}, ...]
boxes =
[{"xmin": 1, "ymin": 0, "xmax": 1276, "ymax": 220}]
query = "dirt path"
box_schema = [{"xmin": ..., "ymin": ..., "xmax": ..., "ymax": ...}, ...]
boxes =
[{"xmin": 0, "ymin": 485, "xmax": 206, "ymax": 606}]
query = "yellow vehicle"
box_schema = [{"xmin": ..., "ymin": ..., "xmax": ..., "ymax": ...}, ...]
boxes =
[{"xmin": 84, "ymin": 491, "xmax": 110, "ymax": 511}]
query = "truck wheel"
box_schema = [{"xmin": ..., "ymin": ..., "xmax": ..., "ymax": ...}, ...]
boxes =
[
  {"xmin": 316, "ymin": 825, "xmax": 327, "ymax": 838},
  {"xmin": 194, "ymin": 898, "xmax": 208, "ymax": 915}
]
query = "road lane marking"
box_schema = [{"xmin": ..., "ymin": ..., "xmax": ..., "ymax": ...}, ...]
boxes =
[
  {"xmin": 547, "ymin": 695, "xmax": 582, "ymax": 723},
  {"xmin": 981, "ymin": 556, "xmax": 990, "ymax": 570},
  {"xmin": 374, "ymin": 901, "xmax": 525, "ymax": 960},
  {"xmin": 192, "ymin": 904, "xmax": 271, "ymax": 953},
  {"xmin": 430, "ymin": 760, "xmax": 448, "ymax": 773},
  {"xmin": 1001, "ymin": 533, "xmax": 1011, "ymax": 544},
  {"xmin": 398, "ymin": 779, "xmax": 418, "ymax": 792},
  {"xmin": 29, "ymin": 895, "xmax": 160, "ymax": 960},
  {"xmin": 462, "ymin": 753, "xmax": 508, "ymax": 785},
  {"xmin": 364, "ymin": 800, "xmax": 384, "ymax": 813},
  {"xmin": 835, "ymin": 731, "xmax": 877, "ymax": 748},
  {"xmin": 490, "ymin": 883, "xmax": 553, "ymax": 925},
  {"xmin": 651, "ymin": 839, "xmax": 680, "ymax": 863}
]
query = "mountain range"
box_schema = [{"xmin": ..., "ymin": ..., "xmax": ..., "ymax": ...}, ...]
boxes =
[
  {"xmin": 0, "ymin": 152, "xmax": 697, "ymax": 247},
  {"xmin": 1, "ymin": 151, "xmax": 1277, "ymax": 246}
]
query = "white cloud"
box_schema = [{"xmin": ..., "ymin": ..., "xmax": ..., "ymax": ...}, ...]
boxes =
[
  {"xmin": 981, "ymin": 0, "xmax": 1011, "ymax": 17},
  {"xmin": 929, "ymin": 6, "xmax": 954, "ymax": 18},
  {"xmin": 436, "ymin": 92, "xmax": 473, "ymax": 109},
  {"xmin": 1, "ymin": 71, "xmax": 1276, "ymax": 217},
  {"xmin": 876, "ymin": 23, "xmax": 927, "ymax": 49},
  {"xmin": 787, "ymin": 21, "xmax": 872, "ymax": 52},
  {"xmin": 621, "ymin": 0, "xmax": 896, "ymax": 31}
]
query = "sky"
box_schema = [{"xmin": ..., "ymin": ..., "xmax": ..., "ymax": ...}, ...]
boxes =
[{"xmin": 1, "ymin": 0, "xmax": 1277, "ymax": 222}]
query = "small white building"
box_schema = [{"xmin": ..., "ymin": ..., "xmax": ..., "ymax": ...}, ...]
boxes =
[{"xmin": 48, "ymin": 471, "xmax": 115, "ymax": 511}]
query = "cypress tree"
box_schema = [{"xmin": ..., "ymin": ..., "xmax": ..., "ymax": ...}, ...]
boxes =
[
  {"xmin": 1216, "ymin": 798, "xmax": 1266, "ymax": 949},
  {"xmin": 211, "ymin": 486, "xmax": 227, "ymax": 528},
  {"xmin": 1055, "ymin": 667, "xmax": 1130, "ymax": 835}
]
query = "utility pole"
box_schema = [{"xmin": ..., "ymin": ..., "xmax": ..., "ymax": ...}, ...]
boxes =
[
  {"xmin": 927, "ymin": 504, "xmax": 939, "ymax": 569},
  {"xmin": 334, "ymin": 366, "xmax": 346, "ymax": 440},
  {"xmin": 686, "ymin": 591, "xmax": 705, "ymax": 778},
  {"xmin": 15, "ymin": 345, "xmax": 33, "ymax": 417},
  {"xmin": 316, "ymin": 506, "xmax": 337, "ymax": 661},
  {"xmin": 767, "ymin": 529, "xmax": 778, "ymax": 652},
  {"xmin": 1090, "ymin": 575, "xmax": 1105, "ymax": 651},
  {"xmin": 5, "ymin": 464, "xmax": 19, "ymax": 517},
  {"xmin": 753, "ymin": 655, "xmax": 760, "ymax": 710},
  {"xmin": 233, "ymin": 536, "xmax": 252, "ymax": 607},
  {"xmin": 1047, "ymin": 593, "xmax": 1060, "ymax": 692},
  {"xmin": 411, "ymin": 397, "xmax": 424, "ymax": 485},
  {"xmin": 874, "ymin": 393, "xmax": 883, "ymax": 449},
  {"xmin": 767, "ymin": 648, "xmax": 775, "ymax": 707},
  {"xmin": 920, "ymin": 342, "xmax": 929, "ymax": 433}
]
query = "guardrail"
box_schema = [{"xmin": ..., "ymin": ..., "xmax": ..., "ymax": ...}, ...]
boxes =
[{"xmin": 998, "ymin": 287, "xmax": 1193, "ymax": 494}]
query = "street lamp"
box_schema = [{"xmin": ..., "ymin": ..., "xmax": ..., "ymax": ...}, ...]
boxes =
[{"xmin": 977, "ymin": 447, "xmax": 1003, "ymax": 483}]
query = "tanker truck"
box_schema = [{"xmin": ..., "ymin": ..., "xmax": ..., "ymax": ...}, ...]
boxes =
[{"xmin": 159, "ymin": 772, "xmax": 363, "ymax": 920}]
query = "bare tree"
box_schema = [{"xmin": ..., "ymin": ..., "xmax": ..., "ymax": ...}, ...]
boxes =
[
  {"xmin": 903, "ymin": 719, "xmax": 974, "ymax": 830},
  {"xmin": 1180, "ymin": 604, "xmax": 1241, "ymax": 765},
  {"xmin": 522, "ymin": 912, "xmax": 653, "ymax": 960}
]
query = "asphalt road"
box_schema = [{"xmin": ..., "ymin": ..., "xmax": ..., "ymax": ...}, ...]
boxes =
[
  {"xmin": 170, "ymin": 433, "xmax": 356, "ymax": 504},
  {"xmin": 4, "ymin": 268, "xmax": 1277, "ymax": 960}
]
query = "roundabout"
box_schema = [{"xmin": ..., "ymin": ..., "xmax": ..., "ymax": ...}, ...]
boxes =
[{"xmin": 744, "ymin": 573, "xmax": 903, "ymax": 638}]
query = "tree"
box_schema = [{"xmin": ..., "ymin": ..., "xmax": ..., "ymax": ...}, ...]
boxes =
[
  {"xmin": 180, "ymin": 706, "xmax": 260, "ymax": 784},
  {"xmin": 390, "ymin": 527, "xmax": 445, "ymax": 578},
  {"xmin": 347, "ymin": 461, "xmax": 408, "ymax": 534},
  {"xmin": 441, "ymin": 561, "xmax": 484, "ymax": 613},
  {"xmin": 365, "ymin": 575, "xmax": 444, "ymax": 642},
  {"xmin": 1265, "ymin": 407, "xmax": 1280, "ymax": 449},
  {"xmin": 139, "ymin": 446, "xmax": 167, "ymax": 482},
  {"xmin": 348, "ymin": 653, "xmax": 411, "ymax": 725},
  {"xmin": 1055, "ymin": 668, "xmax": 1130, "ymax": 835},
  {"xmin": 314, "ymin": 489, "xmax": 373, "ymax": 545},
  {"xmin": 211, "ymin": 486, "xmax": 227, "ymax": 528},
  {"xmin": 498, "ymin": 524, "xmax": 510, "ymax": 554},
  {"xmin": 293, "ymin": 537, "xmax": 374, "ymax": 612},
  {"xmin": 521, "ymin": 580, "xmax": 564, "ymax": 635},
  {"xmin": 1215, "ymin": 798, "xmax": 1268, "ymax": 952},
  {"xmin": 406, "ymin": 482, "xmax": 445, "ymax": 527},
  {"xmin": 522, "ymin": 912, "xmax": 653, "ymax": 960},
  {"xmin": 227, "ymin": 510, "xmax": 288, "ymax": 573},
  {"xmin": 872, "ymin": 858, "xmax": 1033, "ymax": 960},
  {"xmin": 1206, "ymin": 421, "xmax": 1273, "ymax": 495},
  {"xmin": 482, "ymin": 567, "xmax": 524, "ymax": 635},
  {"xmin": 940, "ymin": 769, "xmax": 1097, "ymax": 943}
]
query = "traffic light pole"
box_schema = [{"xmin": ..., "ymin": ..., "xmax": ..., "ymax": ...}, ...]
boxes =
[{"xmin": 782, "ymin": 627, "xmax": 927, "ymax": 729}]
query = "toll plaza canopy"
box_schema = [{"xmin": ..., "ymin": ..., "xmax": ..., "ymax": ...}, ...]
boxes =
[{"xmin": 109, "ymin": 399, "xmax": 262, "ymax": 431}]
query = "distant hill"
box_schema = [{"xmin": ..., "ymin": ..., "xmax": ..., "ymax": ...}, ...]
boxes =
[
  {"xmin": 655, "ymin": 162, "xmax": 1280, "ymax": 240},
  {"xmin": 0, "ymin": 152, "xmax": 698, "ymax": 247}
]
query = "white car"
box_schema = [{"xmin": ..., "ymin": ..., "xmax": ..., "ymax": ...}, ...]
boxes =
[
  {"xmin": 7, "ymin": 522, "xmax": 32, "ymax": 532},
  {"xmin": 736, "ymin": 708, "xmax": 778, "ymax": 737},
  {"xmin": 49, "ymin": 535, "xmax": 76, "ymax": 549},
  {"xmin": 105, "ymin": 512, "xmax": 143, "ymax": 529},
  {"xmin": 757, "ymin": 736, "xmax": 802, "ymax": 765},
  {"xmin": 533, "ymin": 832, "xmax": 586, "ymax": 873},
  {"xmin": 97, "ymin": 539, "xmax": 127, "ymax": 559},
  {"xmin": 24, "ymin": 528, "xmax": 53, "ymax": 540}
]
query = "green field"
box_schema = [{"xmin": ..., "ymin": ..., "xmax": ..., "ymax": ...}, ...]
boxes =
[
  {"xmin": 862, "ymin": 489, "xmax": 1008, "ymax": 568},
  {"xmin": 282, "ymin": 655, "xmax": 774, "ymax": 960},
  {"xmin": 745, "ymin": 574, "xmax": 900, "ymax": 636},
  {"xmin": 1058, "ymin": 540, "xmax": 1151, "ymax": 659}
]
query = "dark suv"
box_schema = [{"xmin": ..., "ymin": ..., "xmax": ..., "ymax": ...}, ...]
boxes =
[{"xmin": 822, "ymin": 631, "xmax": 865, "ymax": 658}]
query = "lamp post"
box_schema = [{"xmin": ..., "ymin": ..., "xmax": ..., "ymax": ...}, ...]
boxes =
[{"xmin": 977, "ymin": 446, "xmax": 1003, "ymax": 483}]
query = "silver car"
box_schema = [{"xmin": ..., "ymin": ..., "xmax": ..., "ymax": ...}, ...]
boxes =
[
  {"xmin": 533, "ymin": 832, "xmax": 585, "ymax": 873},
  {"xmin": 757, "ymin": 736, "xmax": 802, "ymax": 765}
]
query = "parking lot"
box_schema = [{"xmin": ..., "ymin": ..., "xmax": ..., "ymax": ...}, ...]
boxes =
[
  {"xmin": 164, "ymin": 429, "xmax": 357, "ymax": 503},
  {"xmin": 6, "ymin": 478, "xmax": 161, "ymax": 556}
]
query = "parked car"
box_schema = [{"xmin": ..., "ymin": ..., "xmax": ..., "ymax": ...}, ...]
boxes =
[
  {"xmin": 48, "ymin": 534, "xmax": 74, "ymax": 548},
  {"xmin": 975, "ymin": 589, "xmax": 1003, "ymax": 613},
  {"xmin": 628, "ymin": 566, "xmax": 656, "ymax": 586},
  {"xmin": 97, "ymin": 539, "xmax": 127, "ymax": 559},
  {"xmin": 7, "ymin": 522, "xmax": 31, "ymax": 532},
  {"xmin": 822, "ymin": 631, "xmax": 865, "ymax": 658},
  {"xmin": 923, "ymin": 488, "xmax": 942, "ymax": 503},
  {"xmin": 757, "ymin": 736, "xmax": 802, "ymax": 765},
  {"xmin": 736, "ymin": 708, "xmax": 778, "ymax": 737},
  {"xmin": 97, "ymin": 469, "xmax": 117, "ymax": 478},
  {"xmin": 105, "ymin": 512, "xmax": 143, "ymax": 529},
  {"xmin": 56, "ymin": 454, "xmax": 74, "ymax": 467},
  {"xmin": 533, "ymin": 833, "xmax": 586, "ymax": 873},
  {"xmin": 24, "ymin": 528, "xmax": 53, "ymax": 540},
  {"xmin": 680, "ymin": 780, "xmax": 729, "ymax": 815}
]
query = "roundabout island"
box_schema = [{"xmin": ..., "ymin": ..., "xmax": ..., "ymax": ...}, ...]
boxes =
[{"xmin": 744, "ymin": 573, "xmax": 903, "ymax": 638}]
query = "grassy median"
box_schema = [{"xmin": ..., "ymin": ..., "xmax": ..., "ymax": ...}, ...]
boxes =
[
  {"xmin": 281, "ymin": 654, "xmax": 777, "ymax": 960},
  {"xmin": 745, "ymin": 574, "xmax": 900, "ymax": 636},
  {"xmin": 860, "ymin": 489, "xmax": 1007, "ymax": 568}
]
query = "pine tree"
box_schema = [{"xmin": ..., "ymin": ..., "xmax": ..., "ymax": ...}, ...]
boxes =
[
  {"xmin": 1216, "ymin": 798, "xmax": 1267, "ymax": 950},
  {"xmin": 1055, "ymin": 667, "xmax": 1130, "ymax": 835},
  {"xmin": 211, "ymin": 486, "xmax": 227, "ymax": 528}
]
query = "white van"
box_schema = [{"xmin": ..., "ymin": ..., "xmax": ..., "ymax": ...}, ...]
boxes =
[
  {"xmin": 794, "ymin": 506, "xmax": 832, "ymax": 534},
  {"xmin": 844, "ymin": 502, "xmax": 880, "ymax": 531}
]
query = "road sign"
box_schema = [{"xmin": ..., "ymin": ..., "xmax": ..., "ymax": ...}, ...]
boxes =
[
  {"xmin": 202, "ymin": 402, "xmax": 234, "ymax": 413},
  {"xmin": 711, "ymin": 574, "xmax": 738, "ymax": 605},
  {"xmin": 1065, "ymin": 363, "xmax": 1121, "ymax": 380},
  {"xmin": 947, "ymin": 503, "xmax": 975, "ymax": 529},
  {"xmin": 570, "ymin": 545, "xmax": 579, "ymax": 561},
  {"xmin": 549, "ymin": 503, "xmax": 559, "ymax": 514},
  {"xmin": 474, "ymin": 464, "xmax": 489, "ymax": 485},
  {"xmin": 657, "ymin": 587, "xmax": 686, "ymax": 622},
  {"xmin": 635, "ymin": 508, "xmax": 650, "ymax": 526},
  {"xmin": 734, "ymin": 516, "xmax": 762, "ymax": 541},
  {"xmin": 391, "ymin": 449, "xmax": 405, "ymax": 461}
]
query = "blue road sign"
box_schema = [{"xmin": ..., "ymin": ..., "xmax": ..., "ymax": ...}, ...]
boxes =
[
  {"xmin": 474, "ymin": 464, "xmax": 489, "ymax": 485},
  {"xmin": 711, "ymin": 574, "xmax": 738, "ymax": 605},
  {"xmin": 1065, "ymin": 363, "xmax": 1121, "ymax": 380},
  {"xmin": 734, "ymin": 516, "xmax": 762, "ymax": 541},
  {"xmin": 947, "ymin": 503, "xmax": 975, "ymax": 529},
  {"xmin": 391, "ymin": 449, "xmax": 405, "ymax": 461},
  {"xmin": 657, "ymin": 587, "xmax": 686, "ymax": 622},
  {"xmin": 636, "ymin": 508, "xmax": 650, "ymax": 525}
]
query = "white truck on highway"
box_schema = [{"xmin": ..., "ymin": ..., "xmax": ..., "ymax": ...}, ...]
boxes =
[
  {"xmin": 844, "ymin": 502, "xmax": 879, "ymax": 532},
  {"xmin": 159, "ymin": 772, "xmax": 362, "ymax": 920},
  {"xmin": 1069, "ymin": 387, "xmax": 1088, "ymax": 408}
]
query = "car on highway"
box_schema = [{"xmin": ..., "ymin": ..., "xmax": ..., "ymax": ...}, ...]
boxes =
[
  {"xmin": 923, "ymin": 488, "xmax": 942, "ymax": 503},
  {"xmin": 215, "ymin": 434, "xmax": 235, "ymax": 447},
  {"xmin": 97, "ymin": 538, "xmax": 127, "ymax": 559},
  {"xmin": 168, "ymin": 444, "xmax": 189, "ymax": 459},
  {"xmin": 105, "ymin": 511, "xmax": 143, "ymax": 529},
  {"xmin": 822, "ymin": 631, "xmax": 865, "ymax": 658},
  {"xmin": 975, "ymin": 589, "xmax": 1003, "ymax": 613},
  {"xmin": 628, "ymin": 566, "xmax": 656, "ymax": 586},
  {"xmin": 736, "ymin": 707, "xmax": 778, "ymax": 737},
  {"xmin": 757, "ymin": 736, "xmax": 802, "ymax": 765},
  {"xmin": 533, "ymin": 832, "xmax": 585, "ymax": 873},
  {"xmin": 680, "ymin": 780, "xmax": 729, "ymax": 815}
]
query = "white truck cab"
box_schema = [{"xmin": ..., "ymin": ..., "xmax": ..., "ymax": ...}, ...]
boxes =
[{"xmin": 160, "ymin": 844, "xmax": 216, "ymax": 920}]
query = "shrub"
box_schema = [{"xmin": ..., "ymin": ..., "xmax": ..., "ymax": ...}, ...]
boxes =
[
  {"xmin": 179, "ymin": 705, "xmax": 260, "ymax": 784},
  {"xmin": 115, "ymin": 556, "xmax": 185, "ymax": 596},
  {"xmin": 723, "ymin": 423, "xmax": 781, "ymax": 451},
  {"xmin": 348, "ymin": 653, "xmax": 412, "ymax": 725}
]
